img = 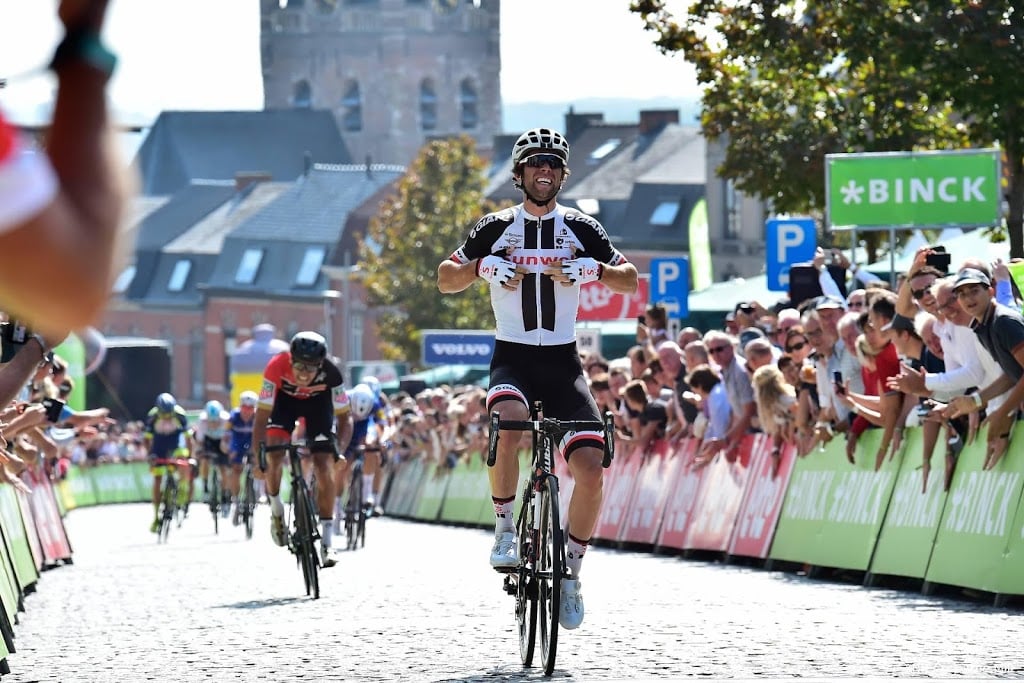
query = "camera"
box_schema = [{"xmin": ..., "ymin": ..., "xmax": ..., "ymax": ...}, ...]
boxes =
[
  {"xmin": 0, "ymin": 320, "xmax": 31, "ymax": 363},
  {"xmin": 41, "ymin": 398, "xmax": 66, "ymax": 423},
  {"xmin": 925, "ymin": 246, "xmax": 952, "ymax": 273}
]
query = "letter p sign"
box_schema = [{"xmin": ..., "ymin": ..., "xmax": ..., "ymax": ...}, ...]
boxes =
[{"xmin": 766, "ymin": 217, "xmax": 816, "ymax": 292}]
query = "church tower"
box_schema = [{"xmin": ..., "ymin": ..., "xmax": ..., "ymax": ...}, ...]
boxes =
[{"xmin": 260, "ymin": 0, "xmax": 502, "ymax": 166}]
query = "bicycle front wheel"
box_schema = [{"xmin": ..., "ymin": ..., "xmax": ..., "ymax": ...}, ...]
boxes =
[
  {"xmin": 293, "ymin": 481, "xmax": 320, "ymax": 599},
  {"xmin": 159, "ymin": 477, "xmax": 178, "ymax": 544},
  {"xmin": 537, "ymin": 476, "xmax": 563, "ymax": 676},
  {"xmin": 209, "ymin": 468, "xmax": 221, "ymax": 534},
  {"xmin": 242, "ymin": 467, "xmax": 256, "ymax": 540},
  {"xmin": 345, "ymin": 464, "xmax": 364, "ymax": 551},
  {"xmin": 516, "ymin": 489, "xmax": 537, "ymax": 667}
]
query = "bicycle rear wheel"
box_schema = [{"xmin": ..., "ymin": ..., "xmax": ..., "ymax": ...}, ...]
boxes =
[
  {"xmin": 537, "ymin": 476, "xmax": 563, "ymax": 676},
  {"xmin": 516, "ymin": 489, "xmax": 537, "ymax": 667},
  {"xmin": 293, "ymin": 480, "xmax": 320, "ymax": 599}
]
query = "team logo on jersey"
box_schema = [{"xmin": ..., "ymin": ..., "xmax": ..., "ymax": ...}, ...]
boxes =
[
  {"xmin": 152, "ymin": 416, "xmax": 181, "ymax": 435},
  {"xmin": 506, "ymin": 233, "xmax": 522, "ymax": 248},
  {"xmin": 259, "ymin": 380, "xmax": 274, "ymax": 401}
]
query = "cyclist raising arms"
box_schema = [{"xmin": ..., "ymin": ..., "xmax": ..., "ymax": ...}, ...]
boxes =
[
  {"xmin": 143, "ymin": 393, "xmax": 193, "ymax": 532},
  {"xmin": 251, "ymin": 331, "xmax": 354, "ymax": 567},
  {"xmin": 437, "ymin": 127, "xmax": 637, "ymax": 629},
  {"xmin": 226, "ymin": 391, "xmax": 258, "ymax": 524}
]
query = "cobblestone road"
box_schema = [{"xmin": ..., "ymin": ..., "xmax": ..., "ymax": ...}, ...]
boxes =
[{"xmin": 5, "ymin": 504, "xmax": 1024, "ymax": 681}]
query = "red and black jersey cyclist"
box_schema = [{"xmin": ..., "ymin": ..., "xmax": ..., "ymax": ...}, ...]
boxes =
[
  {"xmin": 437, "ymin": 127, "xmax": 638, "ymax": 630},
  {"xmin": 251, "ymin": 331, "xmax": 354, "ymax": 568}
]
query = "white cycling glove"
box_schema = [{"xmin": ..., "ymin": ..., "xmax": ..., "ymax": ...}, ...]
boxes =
[
  {"xmin": 560, "ymin": 257, "xmax": 603, "ymax": 285},
  {"xmin": 477, "ymin": 254, "xmax": 517, "ymax": 287}
]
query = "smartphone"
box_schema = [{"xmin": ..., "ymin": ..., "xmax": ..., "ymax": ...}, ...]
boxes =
[
  {"xmin": 926, "ymin": 250, "xmax": 952, "ymax": 272},
  {"xmin": 832, "ymin": 371, "xmax": 845, "ymax": 396},
  {"xmin": 41, "ymin": 397, "xmax": 65, "ymax": 423}
]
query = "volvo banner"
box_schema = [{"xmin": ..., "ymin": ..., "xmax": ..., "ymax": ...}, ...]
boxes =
[{"xmin": 421, "ymin": 330, "xmax": 495, "ymax": 366}]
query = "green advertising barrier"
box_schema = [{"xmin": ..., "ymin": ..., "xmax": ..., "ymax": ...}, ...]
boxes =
[
  {"xmin": 0, "ymin": 486, "xmax": 38, "ymax": 593},
  {"xmin": 412, "ymin": 462, "xmax": 449, "ymax": 521},
  {"xmin": 0, "ymin": 525, "xmax": 20, "ymax": 638},
  {"xmin": 869, "ymin": 427, "xmax": 949, "ymax": 580},
  {"xmin": 925, "ymin": 426, "xmax": 1024, "ymax": 593},
  {"xmin": 438, "ymin": 454, "xmax": 490, "ymax": 525},
  {"xmin": 91, "ymin": 463, "xmax": 149, "ymax": 504},
  {"xmin": 59, "ymin": 465, "xmax": 99, "ymax": 510},
  {"xmin": 384, "ymin": 458, "xmax": 423, "ymax": 518},
  {"xmin": 769, "ymin": 428, "xmax": 901, "ymax": 571}
]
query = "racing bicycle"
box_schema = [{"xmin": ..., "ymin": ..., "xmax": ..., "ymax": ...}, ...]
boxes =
[
  {"xmin": 152, "ymin": 457, "xmax": 190, "ymax": 544},
  {"xmin": 237, "ymin": 451, "xmax": 257, "ymax": 540},
  {"xmin": 487, "ymin": 402, "xmax": 614, "ymax": 676},
  {"xmin": 344, "ymin": 445, "xmax": 379, "ymax": 551},
  {"xmin": 259, "ymin": 442, "xmax": 322, "ymax": 599}
]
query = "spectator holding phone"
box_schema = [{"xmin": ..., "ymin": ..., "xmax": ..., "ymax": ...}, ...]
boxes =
[{"xmin": 0, "ymin": 0, "xmax": 130, "ymax": 339}]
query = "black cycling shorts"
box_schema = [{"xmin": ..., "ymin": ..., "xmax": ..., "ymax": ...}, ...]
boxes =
[
  {"xmin": 487, "ymin": 340, "xmax": 603, "ymax": 459},
  {"xmin": 202, "ymin": 436, "xmax": 229, "ymax": 467},
  {"xmin": 267, "ymin": 390, "xmax": 338, "ymax": 456}
]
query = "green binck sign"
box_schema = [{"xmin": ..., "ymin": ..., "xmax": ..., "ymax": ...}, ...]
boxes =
[{"xmin": 826, "ymin": 149, "xmax": 1001, "ymax": 228}]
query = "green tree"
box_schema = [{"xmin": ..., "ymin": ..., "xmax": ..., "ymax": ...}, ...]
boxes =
[
  {"xmin": 630, "ymin": 1, "xmax": 1022, "ymax": 259},
  {"xmin": 359, "ymin": 136, "xmax": 498, "ymax": 366}
]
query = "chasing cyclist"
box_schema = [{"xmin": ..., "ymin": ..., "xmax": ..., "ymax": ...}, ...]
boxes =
[
  {"xmin": 226, "ymin": 391, "xmax": 258, "ymax": 525},
  {"xmin": 437, "ymin": 127, "xmax": 638, "ymax": 629},
  {"xmin": 251, "ymin": 331, "xmax": 354, "ymax": 568},
  {"xmin": 193, "ymin": 399, "xmax": 232, "ymax": 515},
  {"xmin": 143, "ymin": 393, "xmax": 194, "ymax": 532},
  {"xmin": 336, "ymin": 383, "xmax": 383, "ymax": 528}
]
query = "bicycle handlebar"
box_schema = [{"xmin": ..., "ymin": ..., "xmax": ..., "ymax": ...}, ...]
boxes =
[
  {"xmin": 486, "ymin": 410, "xmax": 615, "ymax": 469},
  {"xmin": 150, "ymin": 458, "xmax": 191, "ymax": 468}
]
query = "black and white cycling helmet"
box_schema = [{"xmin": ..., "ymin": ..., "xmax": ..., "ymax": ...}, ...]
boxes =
[
  {"xmin": 510, "ymin": 127, "xmax": 570, "ymax": 167},
  {"xmin": 290, "ymin": 331, "xmax": 327, "ymax": 365},
  {"xmin": 348, "ymin": 384, "xmax": 375, "ymax": 420}
]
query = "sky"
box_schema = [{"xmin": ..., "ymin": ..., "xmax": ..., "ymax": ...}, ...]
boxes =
[{"xmin": 0, "ymin": 0, "xmax": 699, "ymax": 126}]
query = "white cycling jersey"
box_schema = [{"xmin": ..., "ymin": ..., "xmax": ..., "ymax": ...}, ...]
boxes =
[{"xmin": 449, "ymin": 203, "xmax": 627, "ymax": 346}]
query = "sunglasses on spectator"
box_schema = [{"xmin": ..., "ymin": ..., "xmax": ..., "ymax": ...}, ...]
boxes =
[
  {"xmin": 785, "ymin": 341, "xmax": 807, "ymax": 352},
  {"xmin": 911, "ymin": 286, "xmax": 932, "ymax": 300},
  {"xmin": 708, "ymin": 345, "xmax": 730, "ymax": 355},
  {"xmin": 523, "ymin": 154, "xmax": 565, "ymax": 170},
  {"xmin": 847, "ymin": 300, "xmax": 865, "ymax": 309},
  {"xmin": 291, "ymin": 361, "xmax": 319, "ymax": 374}
]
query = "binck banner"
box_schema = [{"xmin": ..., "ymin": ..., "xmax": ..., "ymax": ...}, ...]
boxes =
[{"xmin": 826, "ymin": 149, "xmax": 1001, "ymax": 228}]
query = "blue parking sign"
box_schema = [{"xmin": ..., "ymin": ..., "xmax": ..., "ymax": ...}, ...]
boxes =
[
  {"xmin": 649, "ymin": 257, "xmax": 689, "ymax": 319},
  {"xmin": 766, "ymin": 218, "xmax": 817, "ymax": 291}
]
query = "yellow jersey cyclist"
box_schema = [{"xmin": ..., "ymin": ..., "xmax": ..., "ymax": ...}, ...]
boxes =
[
  {"xmin": 252, "ymin": 331, "xmax": 354, "ymax": 567},
  {"xmin": 144, "ymin": 392, "xmax": 194, "ymax": 532}
]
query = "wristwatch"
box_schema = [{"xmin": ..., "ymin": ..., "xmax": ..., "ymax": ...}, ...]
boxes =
[
  {"xmin": 49, "ymin": 27, "xmax": 117, "ymax": 78},
  {"xmin": 970, "ymin": 391, "xmax": 983, "ymax": 409}
]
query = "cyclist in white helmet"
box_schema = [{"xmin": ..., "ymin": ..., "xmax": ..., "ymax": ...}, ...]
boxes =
[
  {"xmin": 437, "ymin": 126, "xmax": 638, "ymax": 630},
  {"xmin": 334, "ymin": 383, "xmax": 386, "ymax": 527}
]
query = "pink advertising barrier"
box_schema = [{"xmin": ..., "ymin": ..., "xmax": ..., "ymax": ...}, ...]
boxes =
[
  {"xmin": 22, "ymin": 468, "xmax": 73, "ymax": 566},
  {"xmin": 592, "ymin": 444, "xmax": 644, "ymax": 541},
  {"xmin": 617, "ymin": 439, "xmax": 682, "ymax": 545},
  {"xmin": 656, "ymin": 438, "xmax": 706, "ymax": 550},
  {"xmin": 728, "ymin": 439, "xmax": 798, "ymax": 559},
  {"xmin": 682, "ymin": 434, "xmax": 762, "ymax": 552}
]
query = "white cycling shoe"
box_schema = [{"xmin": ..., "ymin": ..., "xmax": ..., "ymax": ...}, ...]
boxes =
[
  {"xmin": 270, "ymin": 512, "xmax": 288, "ymax": 547},
  {"xmin": 559, "ymin": 579, "xmax": 584, "ymax": 630},
  {"xmin": 489, "ymin": 531, "xmax": 518, "ymax": 570}
]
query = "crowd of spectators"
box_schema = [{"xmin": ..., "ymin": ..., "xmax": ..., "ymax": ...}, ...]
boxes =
[{"xmin": 373, "ymin": 245, "xmax": 1024, "ymax": 497}]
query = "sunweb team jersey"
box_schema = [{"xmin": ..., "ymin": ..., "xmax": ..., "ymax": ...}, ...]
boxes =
[
  {"xmin": 258, "ymin": 352, "xmax": 350, "ymax": 414},
  {"xmin": 449, "ymin": 203, "xmax": 628, "ymax": 346},
  {"xmin": 0, "ymin": 110, "xmax": 58, "ymax": 234}
]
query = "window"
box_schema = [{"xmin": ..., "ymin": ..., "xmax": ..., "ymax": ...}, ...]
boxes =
[
  {"xmin": 649, "ymin": 201, "xmax": 680, "ymax": 227},
  {"xmin": 295, "ymin": 246, "xmax": 326, "ymax": 286},
  {"xmin": 168, "ymin": 259, "xmax": 191, "ymax": 292},
  {"xmin": 341, "ymin": 81, "xmax": 362, "ymax": 132},
  {"xmin": 589, "ymin": 139, "xmax": 621, "ymax": 162},
  {"xmin": 293, "ymin": 80, "xmax": 312, "ymax": 108},
  {"xmin": 235, "ymin": 248, "xmax": 264, "ymax": 284},
  {"xmin": 725, "ymin": 180, "xmax": 740, "ymax": 239},
  {"xmin": 459, "ymin": 79, "xmax": 478, "ymax": 130},
  {"xmin": 420, "ymin": 80, "xmax": 437, "ymax": 131},
  {"xmin": 112, "ymin": 265, "xmax": 136, "ymax": 294}
]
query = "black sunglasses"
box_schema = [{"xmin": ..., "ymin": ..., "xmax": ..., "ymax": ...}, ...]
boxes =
[
  {"xmin": 523, "ymin": 154, "xmax": 565, "ymax": 170},
  {"xmin": 291, "ymin": 361, "xmax": 319, "ymax": 374},
  {"xmin": 708, "ymin": 345, "xmax": 730, "ymax": 355},
  {"xmin": 911, "ymin": 287, "xmax": 931, "ymax": 300},
  {"xmin": 785, "ymin": 341, "xmax": 806, "ymax": 353}
]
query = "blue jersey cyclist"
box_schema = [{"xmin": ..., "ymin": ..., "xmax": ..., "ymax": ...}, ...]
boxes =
[
  {"xmin": 144, "ymin": 392, "xmax": 194, "ymax": 533},
  {"xmin": 226, "ymin": 390, "xmax": 258, "ymax": 525},
  {"xmin": 335, "ymin": 383, "xmax": 386, "ymax": 523}
]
